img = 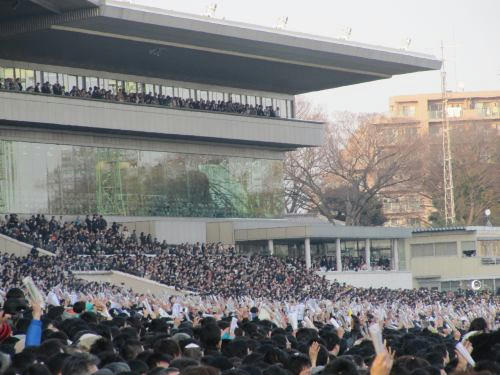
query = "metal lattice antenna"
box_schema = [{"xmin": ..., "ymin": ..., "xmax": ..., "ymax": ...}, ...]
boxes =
[{"xmin": 440, "ymin": 41, "xmax": 456, "ymax": 225}]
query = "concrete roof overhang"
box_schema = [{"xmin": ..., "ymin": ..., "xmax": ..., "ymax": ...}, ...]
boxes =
[
  {"xmin": 232, "ymin": 220, "xmax": 413, "ymax": 240},
  {"xmin": 0, "ymin": 0, "xmax": 441, "ymax": 95}
]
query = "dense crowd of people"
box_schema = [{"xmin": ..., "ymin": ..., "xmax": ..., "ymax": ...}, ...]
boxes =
[
  {"xmin": 314, "ymin": 257, "xmax": 392, "ymax": 272},
  {"xmin": 0, "ymin": 214, "xmax": 337, "ymax": 300},
  {"xmin": 0, "ymin": 78, "xmax": 282, "ymax": 118},
  {"xmin": 0, "ymin": 213, "xmax": 499, "ymax": 374}
]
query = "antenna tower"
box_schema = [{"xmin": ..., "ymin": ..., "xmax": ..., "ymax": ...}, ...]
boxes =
[{"xmin": 440, "ymin": 42, "xmax": 456, "ymax": 225}]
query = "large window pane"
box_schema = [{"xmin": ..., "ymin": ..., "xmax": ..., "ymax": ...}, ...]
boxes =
[
  {"xmin": 65, "ymin": 75, "xmax": 78, "ymax": 91},
  {"xmin": 4, "ymin": 68, "xmax": 14, "ymax": 79},
  {"xmin": 43, "ymin": 72, "xmax": 57, "ymax": 85},
  {"xmin": 162, "ymin": 86, "xmax": 173, "ymax": 97},
  {"xmin": 145, "ymin": 83, "xmax": 154, "ymax": 95},
  {"xmin": 86, "ymin": 77, "xmax": 99, "ymax": 89},
  {"xmin": 124, "ymin": 81, "xmax": 137, "ymax": 94},
  {"xmin": 277, "ymin": 99, "xmax": 286, "ymax": 118},
  {"xmin": 0, "ymin": 139, "xmax": 284, "ymax": 218},
  {"xmin": 287, "ymin": 100, "xmax": 293, "ymax": 118},
  {"xmin": 104, "ymin": 79, "xmax": 118, "ymax": 93},
  {"xmin": 179, "ymin": 88, "xmax": 190, "ymax": 99},
  {"xmin": 14, "ymin": 69, "xmax": 35, "ymax": 90},
  {"xmin": 209, "ymin": 91, "xmax": 223, "ymax": 102},
  {"xmin": 198, "ymin": 90, "xmax": 208, "ymax": 101},
  {"xmin": 371, "ymin": 239, "xmax": 392, "ymax": 269}
]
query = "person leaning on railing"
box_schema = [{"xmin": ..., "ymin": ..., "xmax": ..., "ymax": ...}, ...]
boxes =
[{"xmin": 2, "ymin": 81, "xmax": 284, "ymax": 118}]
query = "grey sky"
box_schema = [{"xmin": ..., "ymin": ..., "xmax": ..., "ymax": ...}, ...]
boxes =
[{"xmin": 137, "ymin": 0, "xmax": 499, "ymax": 114}]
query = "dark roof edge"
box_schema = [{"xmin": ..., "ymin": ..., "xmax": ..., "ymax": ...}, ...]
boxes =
[{"xmin": 101, "ymin": 1, "xmax": 441, "ymax": 71}]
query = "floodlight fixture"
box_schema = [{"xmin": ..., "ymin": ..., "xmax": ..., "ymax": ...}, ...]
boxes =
[
  {"xmin": 401, "ymin": 37, "xmax": 412, "ymax": 51},
  {"xmin": 204, "ymin": 3, "xmax": 217, "ymax": 18},
  {"xmin": 275, "ymin": 16, "xmax": 289, "ymax": 30},
  {"xmin": 339, "ymin": 26, "xmax": 352, "ymax": 41}
]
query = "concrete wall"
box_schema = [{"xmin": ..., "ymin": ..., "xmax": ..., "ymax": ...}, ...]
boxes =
[
  {"xmin": 406, "ymin": 231, "xmax": 500, "ymax": 287},
  {"xmin": 110, "ymin": 217, "xmax": 207, "ymax": 244},
  {"xmin": 0, "ymin": 126, "xmax": 284, "ymax": 160},
  {"xmin": 0, "ymin": 234, "xmax": 54, "ymax": 257},
  {"xmin": 318, "ymin": 271, "xmax": 413, "ymax": 289},
  {"xmin": 206, "ymin": 221, "xmax": 234, "ymax": 244},
  {"xmin": 411, "ymin": 257, "xmax": 500, "ymax": 282},
  {"xmin": 154, "ymin": 220, "xmax": 206, "ymax": 244},
  {"xmin": 74, "ymin": 270, "xmax": 189, "ymax": 296},
  {"xmin": 0, "ymin": 91, "xmax": 323, "ymax": 148}
]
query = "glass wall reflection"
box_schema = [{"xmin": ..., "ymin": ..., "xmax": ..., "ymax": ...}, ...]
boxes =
[{"xmin": 0, "ymin": 140, "xmax": 284, "ymax": 217}]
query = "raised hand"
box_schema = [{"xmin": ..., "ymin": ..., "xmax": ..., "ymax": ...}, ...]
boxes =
[
  {"xmin": 370, "ymin": 350, "xmax": 393, "ymax": 375},
  {"xmin": 308, "ymin": 341, "xmax": 320, "ymax": 367}
]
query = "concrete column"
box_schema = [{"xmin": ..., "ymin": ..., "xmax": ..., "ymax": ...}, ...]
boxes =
[
  {"xmin": 305, "ymin": 238, "xmax": 311, "ymax": 269},
  {"xmin": 268, "ymin": 239, "xmax": 274, "ymax": 256},
  {"xmin": 365, "ymin": 238, "xmax": 371, "ymax": 270},
  {"xmin": 336, "ymin": 238, "xmax": 342, "ymax": 271},
  {"xmin": 392, "ymin": 239, "xmax": 399, "ymax": 271}
]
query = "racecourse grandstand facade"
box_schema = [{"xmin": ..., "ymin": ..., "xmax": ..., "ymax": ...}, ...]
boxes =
[{"xmin": 0, "ymin": 0, "xmax": 440, "ymax": 219}]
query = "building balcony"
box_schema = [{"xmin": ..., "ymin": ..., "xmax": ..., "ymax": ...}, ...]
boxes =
[
  {"xmin": 428, "ymin": 108, "xmax": 500, "ymax": 122},
  {"xmin": 0, "ymin": 90, "xmax": 323, "ymax": 149}
]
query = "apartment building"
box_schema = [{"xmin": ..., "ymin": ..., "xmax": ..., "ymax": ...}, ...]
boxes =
[{"xmin": 375, "ymin": 91, "xmax": 500, "ymax": 227}]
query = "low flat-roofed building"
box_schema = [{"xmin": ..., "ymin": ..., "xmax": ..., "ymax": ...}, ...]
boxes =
[
  {"xmin": 407, "ymin": 226, "xmax": 500, "ymax": 293},
  {"xmin": 207, "ymin": 218, "xmax": 413, "ymax": 289}
]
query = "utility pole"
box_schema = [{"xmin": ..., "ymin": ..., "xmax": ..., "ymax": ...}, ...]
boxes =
[{"xmin": 440, "ymin": 42, "xmax": 456, "ymax": 225}]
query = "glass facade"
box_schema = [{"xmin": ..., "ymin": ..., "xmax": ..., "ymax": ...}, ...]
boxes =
[
  {"xmin": 0, "ymin": 140, "xmax": 284, "ymax": 218},
  {"xmin": 0, "ymin": 66, "xmax": 294, "ymax": 119},
  {"xmin": 370, "ymin": 239, "xmax": 392, "ymax": 267}
]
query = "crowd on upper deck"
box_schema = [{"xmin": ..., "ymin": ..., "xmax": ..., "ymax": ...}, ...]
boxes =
[{"xmin": 0, "ymin": 78, "xmax": 282, "ymax": 118}]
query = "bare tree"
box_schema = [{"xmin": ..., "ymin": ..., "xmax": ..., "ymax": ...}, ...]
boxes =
[
  {"xmin": 284, "ymin": 102, "xmax": 423, "ymax": 225},
  {"xmin": 424, "ymin": 125, "xmax": 500, "ymax": 225},
  {"xmin": 323, "ymin": 113, "xmax": 422, "ymax": 225},
  {"xmin": 284, "ymin": 98, "xmax": 328, "ymax": 214}
]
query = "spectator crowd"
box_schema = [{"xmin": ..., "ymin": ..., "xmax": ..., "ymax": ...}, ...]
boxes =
[
  {"xmin": 0, "ymin": 78, "xmax": 282, "ymax": 118},
  {"xmin": 314, "ymin": 256, "xmax": 392, "ymax": 272},
  {"xmin": 0, "ymin": 213, "xmax": 499, "ymax": 375}
]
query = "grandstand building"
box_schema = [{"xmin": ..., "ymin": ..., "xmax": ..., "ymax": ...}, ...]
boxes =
[
  {"xmin": 0, "ymin": 0, "xmax": 440, "ymax": 219},
  {"xmin": 0, "ymin": 0, "xmax": 453, "ymax": 290}
]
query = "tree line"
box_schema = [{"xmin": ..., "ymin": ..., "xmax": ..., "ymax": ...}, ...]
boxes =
[{"xmin": 285, "ymin": 99, "xmax": 500, "ymax": 226}]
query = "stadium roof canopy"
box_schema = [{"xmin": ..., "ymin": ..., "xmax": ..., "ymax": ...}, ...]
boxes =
[{"xmin": 0, "ymin": 0, "xmax": 441, "ymax": 94}]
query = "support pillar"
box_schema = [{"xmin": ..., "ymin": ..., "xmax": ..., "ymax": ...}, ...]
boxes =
[
  {"xmin": 305, "ymin": 238, "xmax": 311, "ymax": 269},
  {"xmin": 392, "ymin": 239, "xmax": 399, "ymax": 271},
  {"xmin": 365, "ymin": 238, "xmax": 371, "ymax": 270},
  {"xmin": 268, "ymin": 239, "xmax": 274, "ymax": 256},
  {"xmin": 336, "ymin": 238, "xmax": 342, "ymax": 271}
]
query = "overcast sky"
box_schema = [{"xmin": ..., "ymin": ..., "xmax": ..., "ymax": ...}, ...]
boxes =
[{"xmin": 137, "ymin": 0, "xmax": 499, "ymax": 114}]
